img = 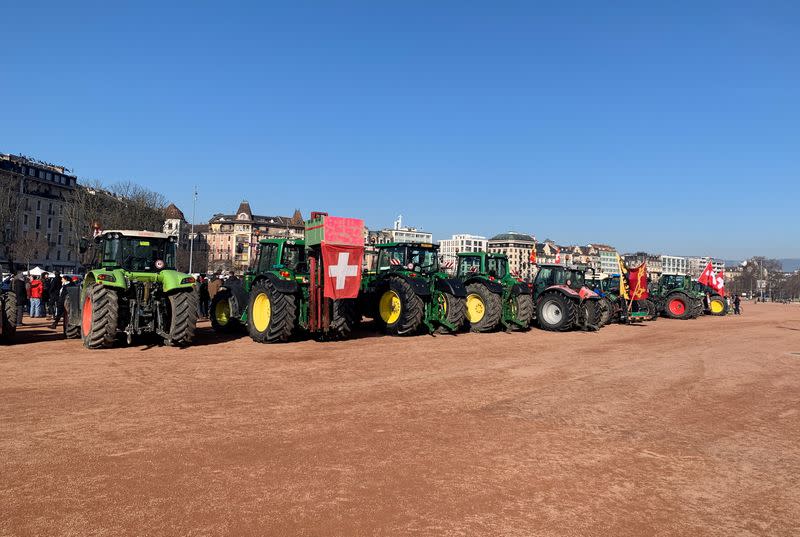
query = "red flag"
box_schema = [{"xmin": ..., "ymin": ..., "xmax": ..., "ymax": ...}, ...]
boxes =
[
  {"xmin": 627, "ymin": 263, "xmax": 649, "ymax": 300},
  {"xmin": 699, "ymin": 262, "xmax": 725, "ymax": 295},
  {"xmin": 322, "ymin": 243, "xmax": 363, "ymax": 299},
  {"xmin": 554, "ymin": 246, "xmax": 561, "ymax": 264},
  {"xmin": 529, "ymin": 246, "xmax": 537, "ymax": 263}
]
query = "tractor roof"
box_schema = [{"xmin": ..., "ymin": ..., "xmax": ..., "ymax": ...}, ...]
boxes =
[
  {"xmin": 258, "ymin": 237, "xmax": 305, "ymax": 245},
  {"xmin": 102, "ymin": 230, "xmax": 170, "ymax": 239},
  {"xmin": 375, "ymin": 242, "xmax": 438, "ymax": 249},
  {"xmin": 456, "ymin": 251, "xmax": 506, "ymax": 258}
]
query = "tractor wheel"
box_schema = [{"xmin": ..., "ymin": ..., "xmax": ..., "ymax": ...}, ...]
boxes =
[
  {"xmin": 464, "ymin": 282, "xmax": 501, "ymax": 332},
  {"xmin": 247, "ymin": 278, "xmax": 296, "ymax": 343},
  {"xmin": 663, "ymin": 292, "xmax": 692, "ymax": 320},
  {"xmin": 81, "ymin": 284, "xmax": 119, "ymax": 349},
  {"xmin": 328, "ymin": 299, "xmax": 358, "ymax": 339},
  {"xmin": 434, "ymin": 291, "xmax": 465, "ymax": 334},
  {"xmin": 598, "ymin": 297, "xmax": 613, "ymax": 326},
  {"xmin": 377, "ymin": 277, "xmax": 424, "ymax": 336},
  {"xmin": 62, "ymin": 296, "xmax": 81, "ymax": 339},
  {"xmin": 1, "ymin": 292, "xmax": 17, "ymax": 341},
  {"xmin": 536, "ymin": 291, "xmax": 576, "ymax": 331},
  {"xmin": 643, "ymin": 299, "xmax": 658, "ymax": 321},
  {"xmin": 511, "ymin": 293, "xmax": 534, "ymax": 330},
  {"xmin": 708, "ymin": 295, "xmax": 728, "ymax": 316},
  {"xmin": 164, "ymin": 290, "xmax": 199, "ymax": 346},
  {"xmin": 579, "ymin": 299, "xmax": 603, "ymax": 331},
  {"xmin": 210, "ymin": 289, "xmax": 240, "ymax": 333}
]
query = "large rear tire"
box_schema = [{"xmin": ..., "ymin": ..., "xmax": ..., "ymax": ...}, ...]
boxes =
[
  {"xmin": 536, "ymin": 291, "xmax": 576, "ymax": 331},
  {"xmin": 210, "ymin": 289, "xmax": 240, "ymax": 333},
  {"xmin": 664, "ymin": 292, "xmax": 692, "ymax": 320},
  {"xmin": 81, "ymin": 284, "xmax": 119, "ymax": 349},
  {"xmin": 511, "ymin": 293, "xmax": 534, "ymax": 330},
  {"xmin": 165, "ymin": 290, "xmax": 199, "ymax": 346},
  {"xmin": 328, "ymin": 299, "xmax": 358, "ymax": 339},
  {"xmin": 62, "ymin": 296, "xmax": 81, "ymax": 339},
  {"xmin": 1, "ymin": 292, "xmax": 17, "ymax": 341},
  {"xmin": 598, "ymin": 297, "xmax": 613, "ymax": 326},
  {"xmin": 579, "ymin": 299, "xmax": 603, "ymax": 331},
  {"xmin": 434, "ymin": 291, "xmax": 465, "ymax": 334},
  {"xmin": 708, "ymin": 295, "xmax": 728, "ymax": 316},
  {"xmin": 247, "ymin": 279, "xmax": 296, "ymax": 343},
  {"xmin": 377, "ymin": 277, "xmax": 424, "ymax": 336},
  {"xmin": 464, "ymin": 282, "xmax": 501, "ymax": 332}
]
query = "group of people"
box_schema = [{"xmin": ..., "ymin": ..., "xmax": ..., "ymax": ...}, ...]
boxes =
[{"xmin": 7, "ymin": 271, "xmax": 77, "ymax": 329}]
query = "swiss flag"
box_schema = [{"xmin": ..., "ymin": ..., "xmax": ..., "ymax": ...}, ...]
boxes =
[
  {"xmin": 322, "ymin": 243, "xmax": 363, "ymax": 299},
  {"xmin": 698, "ymin": 261, "xmax": 725, "ymax": 295}
]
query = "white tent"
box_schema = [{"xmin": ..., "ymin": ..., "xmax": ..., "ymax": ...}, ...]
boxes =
[{"xmin": 26, "ymin": 266, "xmax": 45, "ymax": 277}]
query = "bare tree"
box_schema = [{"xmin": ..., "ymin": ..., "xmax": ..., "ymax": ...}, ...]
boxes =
[
  {"xmin": 0, "ymin": 173, "xmax": 24, "ymax": 272},
  {"xmin": 8, "ymin": 230, "xmax": 51, "ymax": 270}
]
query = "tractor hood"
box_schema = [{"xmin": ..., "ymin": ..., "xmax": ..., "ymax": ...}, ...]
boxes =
[{"xmin": 86, "ymin": 268, "xmax": 195, "ymax": 292}]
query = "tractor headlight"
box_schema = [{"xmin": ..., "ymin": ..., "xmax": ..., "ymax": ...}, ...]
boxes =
[
  {"xmin": 97, "ymin": 274, "xmax": 116, "ymax": 282},
  {"xmin": 181, "ymin": 277, "xmax": 196, "ymax": 285}
]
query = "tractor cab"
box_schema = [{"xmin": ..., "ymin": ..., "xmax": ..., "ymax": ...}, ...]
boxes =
[
  {"xmin": 376, "ymin": 242, "xmax": 440, "ymax": 275},
  {"xmin": 456, "ymin": 252, "xmax": 509, "ymax": 280},
  {"xmin": 657, "ymin": 274, "xmax": 692, "ymax": 293},
  {"xmin": 254, "ymin": 238, "xmax": 307, "ymax": 276},
  {"xmin": 533, "ymin": 264, "xmax": 586, "ymax": 296},
  {"xmin": 96, "ymin": 230, "xmax": 177, "ymax": 272}
]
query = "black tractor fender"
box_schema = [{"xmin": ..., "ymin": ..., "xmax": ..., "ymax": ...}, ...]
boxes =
[
  {"xmin": 435, "ymin": 277, "xmax": 467, "ymax": 298},
  {"xmin": 393, "ymin": 274, "xmax": 431, "ymax": 296},
  {"xmin": 220, "ymin": 279, "xmax": 250, "ymax": 318},
  {"xmin": 256, "ymin": 273, "xmax": 299, "ymax": 295},
  {"xmin": 510, "ymin": 282, "xmax": 529, "ymax": 296},
  {"xmin": 464, "ymin": 276, "xmax": 504, "ymax": 295}
]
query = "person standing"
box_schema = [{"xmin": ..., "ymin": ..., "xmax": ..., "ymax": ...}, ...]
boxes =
[
  {"xmin": 198, "ymin": 276, "xmax": 210, "ymax": 318},
  {"xmin": 29, "ymin": 275, "xmax": 44, "ymax": 318},
  {"xmin": 48, "ymin": 271, "xmax": 62, "ymax": 318},
  {"xmin": 50, "ymin": 275, "xmax": 72, "ymax": 329},
  {"xmin": 13, "ymin": 272, "xmax": 27, "ymax": 325},
  {"xmin": 733, "ymin": 294, "xmax": 741, "ymax": 315}
]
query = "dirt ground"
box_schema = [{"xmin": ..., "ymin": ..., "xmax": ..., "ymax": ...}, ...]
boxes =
[{"xmin": 1, "ymin": 303, "xmax": 799, "ymax": 536}]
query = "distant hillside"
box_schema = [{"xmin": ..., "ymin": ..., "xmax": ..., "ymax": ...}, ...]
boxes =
[{"xmin": 779, "ymin": 259, "xmax": 800, "ymax": 272}]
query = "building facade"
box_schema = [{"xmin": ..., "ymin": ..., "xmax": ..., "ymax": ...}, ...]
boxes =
[
  {"xmin": 206, "ymin": 201, "xmax": 304, "ymax": 271},
  {"xmin": 487, "ymin": 232, "xmax": 536, "ymax": 281},
  {"xmin": 623, "ymin": 252, "xmax": 663, "ymax": 280},
  {"xmin": 0, "ymin": 153, "xmax": 80, "ymax": 273},
  {"xmin": 439, "ymin": 234, "xmax": 487, "ymax": 272},
  {"xmin": 687, "ymin": 256, "xmax": 725, "ymax": 278},
  {"xmin": 661, "ymin": 255, "xmax": 689, "ymax": 275}
]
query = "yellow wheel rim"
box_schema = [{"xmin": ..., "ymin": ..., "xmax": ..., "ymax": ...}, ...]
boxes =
[
  {"xmin": 379, "ymin": 290, "xmax": 402, "ymax": 324},
  {"xmin": 215, "ymin": 299, "xmax": 230, "ymax": 326},
  {"xmin": 466, "ymin": 293, "xmax": 485, "ymax": 323},
  {"xmin": 710, "ymin": 299, "xmax": 724, "ymax": 314},
  {"xmin": 252, "ymin": 292, "xmax": 271, "ymax": 332}
]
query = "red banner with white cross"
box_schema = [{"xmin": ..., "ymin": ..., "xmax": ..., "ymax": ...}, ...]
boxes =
[
  {"xmin": 321, "ymin": 243, "xmax": 363, "ymax": 299},
  {"xmin": 698, "ymin": 261, "xmax": 725, "ymax": 295}
]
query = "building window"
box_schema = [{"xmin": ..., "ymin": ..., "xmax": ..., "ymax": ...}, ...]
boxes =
[
  {"xmin": 36, "ymin": 216, "xmax": 41, "ymax": 229},
  {"xmin": 48, "ymin": 218, "xmax": 52, "ymax": 229},
  {"xmin": 39, "ymin": 170, "xmax": 45, "ymax": 179},
  {"xmin": 46, "ymin": 172, "xmax": 52, "ymax": 181},
  {"xmin": 28, "ymin": 168, "xmax": 35, "ymax": 176},
  {"xmin": 23, "ymin": 214, "xmax": 28, "ymax": 225},
  {"xmin": 37, "ymin": 200, "xmax": 41, "ymax": 210}
]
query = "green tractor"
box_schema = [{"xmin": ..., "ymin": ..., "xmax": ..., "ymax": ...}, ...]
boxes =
[
  {"xmin": 531, "ymin": 264, "xmax": 606, "ymax": 331},
  {"xmin": 212, "ymin": 213, "xmax": 364, "ymax": 343},
  {"xmin": 64, "ymin": 230, "xmax": 199, "ymax": 348},
  {"xmin": 585, "ymin": 273, "xmax": 658, "ymax": 324},
  {"xmin": 650, "ymin": 274, "xmax": 705, "ymax": 320},
  {"xmin": 209, "ymin": 238, "xmax": 307, "ymax": 334},
  {"xmin": 359, "ymin": 242, "xmax": 466, "ymax": 335},
  {"xmin": 691, "ymin": 281, "xmax": 729, "ymax": 316},
  {"xmin": 455, "ymin": 251, "xmax": 533, "ymax": 332}
]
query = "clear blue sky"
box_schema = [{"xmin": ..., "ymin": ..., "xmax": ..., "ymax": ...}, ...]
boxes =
[{"xmin": 2, "ymin": 1, "xmax": 798, "ymax": 258}]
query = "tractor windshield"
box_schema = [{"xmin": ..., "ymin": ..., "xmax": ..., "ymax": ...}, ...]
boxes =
[
  {"xmin": 457, "ymin": 256, "xmax": 482, "ymax": 277},
  {"xmin": 281, "ymin": 244, "xmax": 307, "ymax": 273},
  {"xmin": 486, "ymin": 257, "xmax": 507, "ymax": 279},
  {"xmin": 102, "ymin": 236, "xmax": 176, "ymax": 271},
  {"xmin": 407, "ymin": 246, "xmax": 439, "ymax": 274},
  {"xmin": 377, "ymin": 245, "xmax": 439, "ymax": 274},
  {"xmin": 257, "ymin": 243, "xmax": 279, "ymax": 273},
  {"xmin": 552, "ymin": 269, "xmax": 585, "ymax": 289}
]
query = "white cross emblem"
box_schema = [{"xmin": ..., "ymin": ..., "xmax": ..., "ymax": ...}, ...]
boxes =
[{"xmin": 328, "ymin": 252, "xmax": 359, "ymax": 290}]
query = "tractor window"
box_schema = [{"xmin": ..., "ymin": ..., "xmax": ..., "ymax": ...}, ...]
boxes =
[
  {"xmin": 282, "ymin": 245, "xmax": 307, "ymax": 273},
  {"xmin": 257, "ymin": 243, "xmax": 279, "ymax": 273},
  {"xmin": 486, "ymin": 257, "xmax": 507, "ymax": 279},
  {"xmin": 457, "ymin": 256, "xmax": 482, "ymax": 277},
  {"xmin": 567, "ymin": 270, "xmax": 585, "ymax": 287},
  {"xmin": 377, "ymin": 246, "xmax": 406, "ymax": 272},
  {"xmin": 109, "ymin": 237, "xmax": 175, "ymax": 271},
  {"xmin": 407, "ymin": 247, "xmax": 439, "ymax": 274}
]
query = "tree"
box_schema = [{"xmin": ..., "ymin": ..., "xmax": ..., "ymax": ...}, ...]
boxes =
[
  {"xmin": 0, "ymin": 173, "xmax": 24, "ymax": 272},
  {"xmin": 8, "ymin": 230, "xmax": 51, "ymax": 270}
]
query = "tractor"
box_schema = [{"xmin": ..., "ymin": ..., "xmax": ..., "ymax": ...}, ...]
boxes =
[
  {"xmin": 359, "ymin": 242, "xmax": 466, "ymax": 335},
  {"xmin": 209, "ymin": 238, "xmax": 307, "ymax": 334},
  {"xmin": 649, "ymin": 274, "xmax": 705, "ymax": 320},
  {"xmin": 692, "ymin": 281, "xmax": 729, "ymax": 316},
  {"xmin": 531, "ymin": 264, "xmax": 605, "ymax": 331},
  {"xmin": 586, "ymin": 273, "xmax": 657, "ymax": 324},
  {"xmin": 64, "ymin": 230, "xmax": 199, "ymax": 348},
  {"xmin": 216, "ymin": 213, "xmax": 364, "ymax": 343},
  {"xmin": 455, "ymin": 251, "xmax": 533, "ymax": 332}
]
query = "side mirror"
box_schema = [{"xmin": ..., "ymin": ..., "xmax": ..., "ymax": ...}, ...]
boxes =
[{"xmin": 78, "ymin": 237, "xmax": 89, "ymax": 254}]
